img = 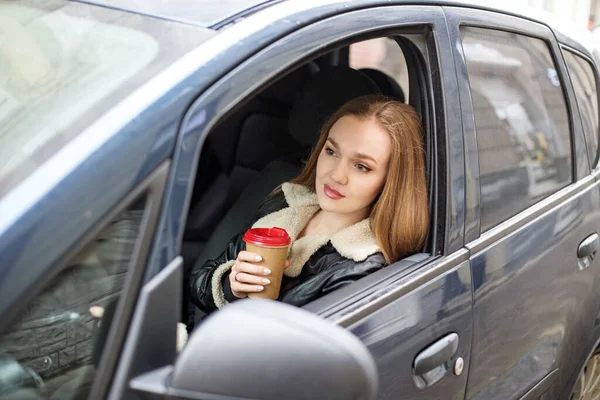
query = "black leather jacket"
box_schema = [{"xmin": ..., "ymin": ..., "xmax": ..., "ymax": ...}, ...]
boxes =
[{"xmin": 190, "ymin": 187, "xmax": 386, "ymax": 314}]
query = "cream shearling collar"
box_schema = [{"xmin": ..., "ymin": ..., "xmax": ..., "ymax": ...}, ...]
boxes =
[{"xmin": 251, "ymin": 182, "xmax": 380, "ymax": 278}]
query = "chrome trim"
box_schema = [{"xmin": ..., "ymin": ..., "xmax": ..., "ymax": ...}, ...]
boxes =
[
  {"xmin": 466, "ymin": 175, "xmax": 595, "ymax": 255},
  {"xmin": 331, "ymin": 249, "xmax": 469, "ymax": 328}
]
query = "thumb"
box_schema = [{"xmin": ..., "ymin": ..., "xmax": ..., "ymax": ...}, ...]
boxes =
[{"xmin": 284, "ymin": 259, "xmax": 291, "ymax": 269}]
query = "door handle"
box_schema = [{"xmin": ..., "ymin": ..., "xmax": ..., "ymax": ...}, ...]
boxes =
[
  {"xmin": 413, "ymin": 333, "xmax": 459, "ymax": 388},
  {"xmin": 578, "ymin": 233, "xmax": 599, "ymax": 269}
]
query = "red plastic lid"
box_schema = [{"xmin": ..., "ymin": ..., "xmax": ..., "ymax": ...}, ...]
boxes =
[{"xmin": 243, "ymin": 227, "xmax": 291, "ymax": 247}]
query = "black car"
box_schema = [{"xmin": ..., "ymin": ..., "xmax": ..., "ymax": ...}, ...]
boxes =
[{"xmin": 1, "ymin": 1, "xmax": 600, "ymax": 399}]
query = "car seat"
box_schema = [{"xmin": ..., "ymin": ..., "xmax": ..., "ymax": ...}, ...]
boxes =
[
  {"xmin": 359, "ymin": 68, "xmax": 405, "ymax": 102},
  {"xmin": 184, "ymin": 62, "xmax": 320, "ymax": 244},
  {"xmin": 189, "ymin": 66, "xmax": 381, "ymax": 326}
]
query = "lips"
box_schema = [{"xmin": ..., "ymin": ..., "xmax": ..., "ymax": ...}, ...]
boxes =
[{"xmin": 324, "ymin": 184, "xmax": 344, "ymax": 200}]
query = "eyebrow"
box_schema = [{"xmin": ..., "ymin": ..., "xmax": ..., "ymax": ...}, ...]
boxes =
[{"xmin": 327, "ymin": 137, "xmax": 378, "ymax": 165}]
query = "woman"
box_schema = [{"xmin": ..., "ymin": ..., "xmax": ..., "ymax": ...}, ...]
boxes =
[{"xmin": 190, "ymin": 94, "xmax": 428, "ymax": 313}]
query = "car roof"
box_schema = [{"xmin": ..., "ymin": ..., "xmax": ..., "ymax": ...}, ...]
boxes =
[
  {"xmin": 75, "ymin": 0, "xmax": 278, "ymax": 28},
  {"xmin": 79, "ymin": 0, "xmax": 597, "ymax": 53}
]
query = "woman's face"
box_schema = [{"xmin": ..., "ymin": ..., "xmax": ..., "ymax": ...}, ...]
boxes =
[{"xmin": 315, "ymin": 114, "xmax": 392, "ymax": 220}]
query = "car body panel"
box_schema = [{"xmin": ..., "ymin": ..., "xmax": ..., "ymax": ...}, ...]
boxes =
[
  {"xmin": 348, "ymin": 259, "xmax": 472, "ymax": 400},
  {"xmin": 444, "ymin": 6, "xmax": 600, "ymax": 398},
  {"xmin": 465, "ymin": 183, "xmax": 600, "ymax": 399}
]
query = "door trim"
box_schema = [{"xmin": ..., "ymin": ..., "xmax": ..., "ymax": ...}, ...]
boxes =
[
  {"xmin": 89, "ymin": 161, "xmax": 170, "ymax": 399},
  {"xmin": 153, "ymin": 5, "xmax": 465, "ymax": 284},
  {"xmin": 331, "ymin": 249, "xmax": 469, "ymax": 328},
  {"xmin": 466, "ymin": 173, "xmax": 594, "ymax": 255}
]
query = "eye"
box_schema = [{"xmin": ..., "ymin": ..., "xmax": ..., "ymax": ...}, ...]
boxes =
[
  {"xmin": 325, "ymin": 147, "xmax": 336, "ymax": 156},
  {"xmin": 356, "ymin": 164, "xmax": 372, "ymax": 173}
]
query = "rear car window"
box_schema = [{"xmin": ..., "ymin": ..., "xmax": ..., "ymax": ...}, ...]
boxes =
[
  {"xmin": 562, "ymin": 49, "xmax": 599, "ymax": 168},
  {"xmin": 0, "ymin": 0, "xmax": 212, "ymax": 198},
  {"xmin": 460, "ymin": 27, "xmax": 573, "ymax": 232}
]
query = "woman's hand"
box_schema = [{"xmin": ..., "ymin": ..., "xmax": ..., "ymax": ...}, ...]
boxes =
[{"xmin": 229, "ymin": 251, "xmax": 290, "ymax": 299}]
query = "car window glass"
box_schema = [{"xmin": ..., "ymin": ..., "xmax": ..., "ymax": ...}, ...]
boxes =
[
  {"xmin": 563, "ymin": 50, "xmax": 599, "ymax": 167},
  {"xmin": 349, "ymin": 37, "xmax": 409, "ymax": 102},
  {"xmin": 461, "ymin": 27, "xmax": 572, "ymax": 232},
  {"xmin": 0, "ymin": 197, "xmax": 146, "ymax": 400},
  {"xmin": 0, "ymin": 0, "xmax": 211, "ymax": 199}
]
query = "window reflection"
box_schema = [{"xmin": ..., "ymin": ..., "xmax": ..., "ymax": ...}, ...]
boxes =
[
  {"xmin": 0, "ymin": 198, "xmax": 145, "ymax": 400},
  {"xmin": 461, "ymin": 27, "xmax": 572, "ymax": 231}
]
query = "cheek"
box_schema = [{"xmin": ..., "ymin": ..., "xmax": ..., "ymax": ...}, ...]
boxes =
[{"xmin": 357, "ymin": 173, "xmax": 386, "ymax": 202}]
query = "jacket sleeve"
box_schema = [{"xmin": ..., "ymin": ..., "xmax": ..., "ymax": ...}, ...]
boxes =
[
  {"xmin": 189, "ymin": 190, "xmax": 288, "ymax": 313},
  {"xmin": 320, "ymin": 255, "xmax": 385, "ymax": 296},
  {"xmin": 189, "ymin": 232, "xmax": 245, "ymax": 313},
  {"xmin": 281, "ymin": 252, "xmax": 386, "ymax": 308}
]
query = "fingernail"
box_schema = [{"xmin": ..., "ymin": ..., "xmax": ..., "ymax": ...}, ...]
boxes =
[
  {"xmin": 263, "ymin": 268, "xmax": 271, "ymax": 275},
  {"xmin": 257, "ymin": 286, "xmax": 264, "ymax": 291},
  {"xmin": 262, "ymin": 278, "xmax": 270, "ymax": 284},
  {"xmin": 255, "ymin": 256, "xmax": 262, "ymax": 261}
]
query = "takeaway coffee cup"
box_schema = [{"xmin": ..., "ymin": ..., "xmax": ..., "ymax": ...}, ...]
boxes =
[{"xmin": 243, "ymin": 227, "xmax": 291, "ymax": 300}]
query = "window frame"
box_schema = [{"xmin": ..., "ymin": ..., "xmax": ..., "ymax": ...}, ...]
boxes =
[
  {"xmin": 444, "ymin": 6, "xmax": 591, "ymax": 250},
  {"xmin": 171, "ymin": 5, "xmax": 463, "ymax": 324},
  {"xmin": 0, "ymin": 161, "xmax": 169, "ymax": 400},
  {"xmin": 560, "ymin": 45, "xmax": 600, "ymax": 171}
]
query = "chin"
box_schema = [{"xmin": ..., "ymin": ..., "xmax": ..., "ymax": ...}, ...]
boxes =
[{"xmin": 316, "ymin": 192, "xmax": 340, "ymax": 212}]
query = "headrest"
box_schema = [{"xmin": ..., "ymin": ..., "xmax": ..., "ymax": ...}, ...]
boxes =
[
  {"xmin": 288, "ymin": 67, "xmax": 381, "ymax": 147},
  {"xmin": 359, "ymin": 68, "xmax": 405, "ymax": 103},
  {"xmin": 261, "ymin": 62, "xmax": 320, "ymax": 105}
]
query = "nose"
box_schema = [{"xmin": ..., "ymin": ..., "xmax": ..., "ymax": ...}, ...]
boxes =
[{"xmin": 330, "ymin": 161, "xmax": 348, "ymax": 185}]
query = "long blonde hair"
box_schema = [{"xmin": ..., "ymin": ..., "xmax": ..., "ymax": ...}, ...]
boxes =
[{"xmin": 290, "ymin": 94, "xmax": 428, "ymax": 263}]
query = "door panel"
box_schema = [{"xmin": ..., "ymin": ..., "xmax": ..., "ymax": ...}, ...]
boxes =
[
  {"xmin": 467, "ymin": 185, "xmax": 600, "ymax": 399},
  {"xmin": 337, "ymin": 259, "xmax": 473, "ymax": 400}
]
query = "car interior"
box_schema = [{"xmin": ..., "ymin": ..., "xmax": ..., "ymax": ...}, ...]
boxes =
[{"xmin": 181, "ymin": 33, "xmax": 438, "ymax": 328}]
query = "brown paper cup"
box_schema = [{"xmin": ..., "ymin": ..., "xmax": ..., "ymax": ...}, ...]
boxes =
[{"xmin": 245, "ymin": 243, "xmax": 289, "ymax": 300}]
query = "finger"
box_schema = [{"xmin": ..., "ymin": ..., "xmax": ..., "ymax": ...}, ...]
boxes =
[
  {"xmin": 238, "ymin": 261, "xmax": 271, "ymax": 275},
  {"xmin": 89, "ymin": 306, "xmax": 104, "ymax": 319},
  {"xmin": 284, "ymin": 259, "xmax": 291, "ymax": 268},
  {"xmin": 235, "ymin": 272, "xmax": 271, "ymax": 286},
  {"xmin": 231, "ymin": 281, "xmax": 265, "ymax": 293},
  {"xmin": 238, "ymin": 251, "xmax": 263, "ymax": 262}
]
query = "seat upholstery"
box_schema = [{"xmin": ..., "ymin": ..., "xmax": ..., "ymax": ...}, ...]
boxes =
[
  {"xmin": 359, "ymin": 68, "xmax": 406, "ymax": 102},
  {"xmin": 185, "ymin": 63, "xmax": 318, "ymax": 241}
]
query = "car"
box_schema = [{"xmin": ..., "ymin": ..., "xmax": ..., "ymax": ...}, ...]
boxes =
[{"xmin": 1, "ymin": 0, "xmax": 600, "ymax": 399}]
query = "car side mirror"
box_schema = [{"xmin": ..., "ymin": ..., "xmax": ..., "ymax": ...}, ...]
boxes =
[{"xmin": 131, "ymin": 300, "xmax": 378, "ymax": 400}]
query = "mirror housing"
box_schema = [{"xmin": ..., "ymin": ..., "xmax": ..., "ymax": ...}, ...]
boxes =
[{"xmin": 131, "ymin": 300, "xmax": 378, "ymax": 400}]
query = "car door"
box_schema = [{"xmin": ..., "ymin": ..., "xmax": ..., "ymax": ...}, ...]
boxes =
[
  {"xmin": 445, "ymin": 6, "xmax": 600, "ymax": 399},
  {"xmin": 109, "ymin": 2, "xmax": 473, "ymax": 400}
]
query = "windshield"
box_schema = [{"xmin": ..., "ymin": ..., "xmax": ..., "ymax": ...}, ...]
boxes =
[
  {"xmin": 0, "ymin": 0, "xmax": 212, "ymax": 197},
  {"xmin": 82, "ymin": 0, "xmax": 273, "ymax": 28}
]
